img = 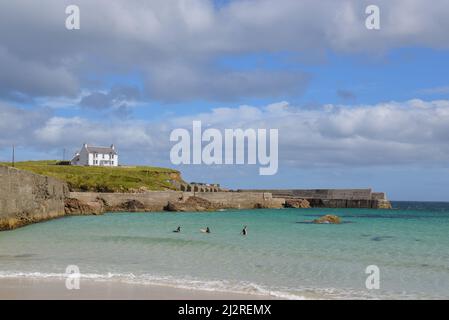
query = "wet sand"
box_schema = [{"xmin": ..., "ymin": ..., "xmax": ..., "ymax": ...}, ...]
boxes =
[{"xmin": 0, "ymin": 278, "xmax": 274, "ymax": 300}]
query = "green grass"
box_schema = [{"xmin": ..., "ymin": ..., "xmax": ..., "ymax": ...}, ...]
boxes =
[{"xmin": 1, "ymin": 160, "xmax": 185, "ymax": 192}]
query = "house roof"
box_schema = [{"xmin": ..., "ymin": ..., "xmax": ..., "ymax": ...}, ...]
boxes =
[{"xmin": 85, "ymin": 145, "xmax": 117, "ymax": 155}]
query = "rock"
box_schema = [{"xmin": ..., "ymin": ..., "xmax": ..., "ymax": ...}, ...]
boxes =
[
  {"xmin": 103, "ymin": 199, "xmax": 147, "ymax": 212},
  {"xmin": 284, "ymin": 199, "xmax": 311, "ymax": 208},
  {"xmin": 165, "ymin": 196, "xmax": 218, "ymax": 212},
  {"xmin": 253, "ymin": 203, "xmax": 266, "ymax": 209},
  {"xmin": 64, "ymin": 198, "xmax": 104, "ymax": 215},
  {"xmin": 313, "ymin": 214, "xmax": 341, "ymax": 224},
  {"xmin": 117, "ymin": 199, "xmax": 146, "ymax": 212}
]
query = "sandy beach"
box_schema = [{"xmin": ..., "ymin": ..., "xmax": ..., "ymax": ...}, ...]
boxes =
[{"xmin": 0, "ymin": 278, "xmax": 274, "ymax": 300}]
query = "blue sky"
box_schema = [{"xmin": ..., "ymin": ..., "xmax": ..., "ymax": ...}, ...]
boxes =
[
  {"xmin": 44, "ymin": 48, "xmax": 449, "ymax": 122},
  {"xmin": 1, "ymin": 0, "xmax": 449, "ymax": 201}
]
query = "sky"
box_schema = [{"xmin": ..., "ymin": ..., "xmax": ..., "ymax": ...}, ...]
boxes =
[{"xmin": 1, "ymin": 0, "xmax": 449, "ymax": 201}]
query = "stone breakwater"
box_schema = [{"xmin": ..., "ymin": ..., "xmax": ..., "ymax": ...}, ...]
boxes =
[{"xmin": 239, "ymin": 189, "xmax": 392, "ymax": 209}]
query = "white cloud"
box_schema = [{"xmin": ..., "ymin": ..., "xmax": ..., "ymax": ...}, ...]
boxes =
[
  {"xmin": 3, "ymin": 98, "xmax": 449, "ymax": 168},
  {"xmin": 167, "ymin": 99, "xmax": 449, "ymax": 167},
  {"xmin": 1, "ymin": 0, "xmax": 449, "ymax": 101},
  {"xmin": 0, "ymin": 103, "xmax": 52, "ymax": 144}
]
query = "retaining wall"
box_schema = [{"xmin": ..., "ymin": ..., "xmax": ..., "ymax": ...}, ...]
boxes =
[
  {"xmin": 238, "ymin": 188, "xmax": 391, "ymax": 208},
  {"xmin": 68, "ymin": 191, "xmax": 283, "ymax": 211},
  {"xmin": 0, "ymin": 166, "xmax": 68, "ymax": 230}
]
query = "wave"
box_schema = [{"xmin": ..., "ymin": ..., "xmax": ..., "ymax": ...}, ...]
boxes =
[
  {"xmin": 1, "ymin": 270, "xmax": 435, "ymax": 299},
  {"xmin": 0, "ymin": 270, "xmax": 305, "ymax": 300}
]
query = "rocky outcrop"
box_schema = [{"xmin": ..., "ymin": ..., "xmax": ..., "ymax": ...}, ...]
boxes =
[
  {"xmin": 165, "ymin": 196, "xmax": 220, "ymax": 212},
  {"xmin": 64, "ymin": 198, "xmax": 104, "ymax": 215},
  {"xmin": 284, "ymin": 199, "xmax": 311, "ymax": 208},
  {"xmin": 108, "ymin": 199, "xmax": 146, "ymax": 212},
  {"xmin": 313, "ymin": 214, "xmax": 341, "ymax": 224}
]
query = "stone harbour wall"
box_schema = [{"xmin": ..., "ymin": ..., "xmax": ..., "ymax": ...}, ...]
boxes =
[
  {"xmin": 67, "ymin": 191, "xmax": 284, "ymax": 213},
  {"xmin": 0, "ymin": 166, "xmax": 68, "ymax": 230},
  {"xmin": 238, "ymin": 188, "xmax": 392, "ymax": 209}
]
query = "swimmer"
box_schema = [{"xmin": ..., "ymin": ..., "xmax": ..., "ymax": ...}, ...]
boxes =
[
  {"xmin": 241, "ymin": 226, "xmax": 248, "ymax": 236},
  {"xmin": 173, "ymin": 226, "xmax": 181, "ymax": 233},
  {"xmin": 201, "ymin": 227, "xmax": 211, "ymax": 233}
]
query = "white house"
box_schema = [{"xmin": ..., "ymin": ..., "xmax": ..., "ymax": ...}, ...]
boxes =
[{"xmin": 71, "ymin": 144, "xmax": 118, "ymax": 167}]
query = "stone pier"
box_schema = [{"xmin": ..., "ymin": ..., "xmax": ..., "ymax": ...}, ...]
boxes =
[{"xmin": 238, "ymin": 188, "xmax": 392, "ymax": 209}]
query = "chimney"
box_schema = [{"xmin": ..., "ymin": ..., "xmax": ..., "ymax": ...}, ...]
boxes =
[
  {"xmin": 83, "ymin": 143, "xmax": 88, "ymax": 148},
  {"xmin": 111, "ymin": 144, "xmax": 115, "ymax": 150}
]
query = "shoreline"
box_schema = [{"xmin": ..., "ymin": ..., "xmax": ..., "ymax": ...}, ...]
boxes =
[{"xmin": 0, "ymin": 277, "xmax": 279, "ymax": 300}]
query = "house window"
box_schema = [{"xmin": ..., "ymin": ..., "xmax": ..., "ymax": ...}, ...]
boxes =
[{"xmin": 111, "ymin": 161, "xmax": 114, "ymax": 165}]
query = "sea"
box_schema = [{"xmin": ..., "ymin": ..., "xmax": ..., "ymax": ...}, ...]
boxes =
[{"xmin": 1, "ymin": 202, "xmax": 448, "ymax": 299}]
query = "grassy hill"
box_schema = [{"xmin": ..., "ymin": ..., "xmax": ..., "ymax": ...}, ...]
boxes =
[{"xmin": 1, "ymin": 161, "xmax": 185, "ymax": 192}]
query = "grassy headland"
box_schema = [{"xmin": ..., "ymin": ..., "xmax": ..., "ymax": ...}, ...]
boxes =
[{"xmin": 1, "ymin": 161, "xmax": 185, "ymax": 192}]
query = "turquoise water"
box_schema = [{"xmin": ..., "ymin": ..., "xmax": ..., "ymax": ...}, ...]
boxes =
[{"xmin": 1, "ymin": 202, "xmax": 449, "ymax": 299}]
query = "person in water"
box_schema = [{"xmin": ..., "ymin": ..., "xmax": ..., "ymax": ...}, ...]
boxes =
[
  {"xmin": 173, "ymin": 226, "xmax": 181, "ymax": 233},
  {"xmin": 241, "ymin": 226, "xmax": 247, "ymax": 236},
  {"xmin": 201, "ymin": 227, "xmax": 211, "ymax": 233}
]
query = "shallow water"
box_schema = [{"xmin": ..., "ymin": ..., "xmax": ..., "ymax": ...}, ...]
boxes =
[{"xmin": 1, "ymin": 202, "xmax": 448, "ymax": 299}]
